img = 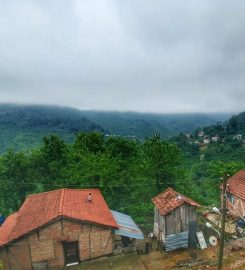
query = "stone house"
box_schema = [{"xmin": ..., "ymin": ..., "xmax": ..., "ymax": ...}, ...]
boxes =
[
  {"xmin": 0, "ymin": 188, "xmax": 143, "ymax": 270},
  {"xmin": 152, "ymin": 187, "xmax": 200, "ymax": 251},
  {"xmin": 222, "ymin": 170, "xmax": 245, "ymax": 217}
]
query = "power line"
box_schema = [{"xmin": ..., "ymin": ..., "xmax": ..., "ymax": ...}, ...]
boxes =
[
  {"xmin": 0, "ymin": 178, "xmax": 216, "ymax": 188},
  {"xmin": 115, "ymin": 201, "xmax": 148, "ymax": 211}
]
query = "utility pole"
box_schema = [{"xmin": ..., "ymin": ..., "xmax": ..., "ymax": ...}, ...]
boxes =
[{"xmin": 217, "ymin": 174, "xmax": 229, "ymax": 270}]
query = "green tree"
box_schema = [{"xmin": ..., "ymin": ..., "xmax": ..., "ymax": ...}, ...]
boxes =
[
  {"xmin": 143, "ymin": 134, "xmax": 183, "ymax": 192},
  {"xmin": 36, "ymin": 135, "xmax": 69, "ymax": 189},
  {"xmin": 0, "ymin": 151, "xmax": 34, "ymax": 212},
  {"xmin": 74, "ymin": 132, "xmax": 104, "ymax": 154}
]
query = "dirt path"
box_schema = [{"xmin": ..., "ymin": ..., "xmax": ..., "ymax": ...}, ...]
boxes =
[
  {"xmin": 77, "ymin": 254, "xmax": 146, "ymax": 270},
  {"xmin": 70, "ymin": 238, "xmax": 245, "ymax": 270}
]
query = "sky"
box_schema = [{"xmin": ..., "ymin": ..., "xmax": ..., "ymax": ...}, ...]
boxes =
[{"xmin": 0, "ymin": 0, "xmax": 245, "ymax": 113}]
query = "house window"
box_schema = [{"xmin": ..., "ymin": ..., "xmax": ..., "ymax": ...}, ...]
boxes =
[{"xmin": 227, "ymin": 192, "xmax": 235, "ymax": 204}]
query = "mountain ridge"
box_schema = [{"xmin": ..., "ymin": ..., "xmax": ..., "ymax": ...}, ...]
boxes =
[{"xmin": 0, "ymin": 103, "xmax": 232, "ymax": 152}]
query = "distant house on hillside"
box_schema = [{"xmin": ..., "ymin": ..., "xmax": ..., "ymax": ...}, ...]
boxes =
[
  {"xmin": 221, "ymin": 170, "xmax": 245, "ymax": 217},
  {"xmin": 211, "ymin": 135, "xmax": 220, "ymax": 143},
  {"xmin": 152, "ymin": 188, "xmax": 200, "ymax": 251},
  {"xmin": 0, "ymin": 189, "xmax": 143, "ymax": 270},
  {"xmin": 203, "ymin": 138, "xmax": 210, "ymax": 144},
  {"xmin": 233, "ymin": 134, "xmax": 243, "ymax": 141},
  {"xmin": 198, "ymin": 131, "xmax": 204, "ymax": 137}
]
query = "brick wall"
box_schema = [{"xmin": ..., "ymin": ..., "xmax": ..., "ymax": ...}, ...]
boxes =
[
  {"xmin": 227, "ymin": 195, "xmax": 245, "ymax": 217},
  {"xmin": 0, "ymin": 219, "xmax": 113, "ymax": 270},
  {"xmin": 0, "ymin": 239, "xmax": 32, "ymax": 270},
  {"xmin": 0, "ymin": 249, "xmax": 9, "ymax": 270}
]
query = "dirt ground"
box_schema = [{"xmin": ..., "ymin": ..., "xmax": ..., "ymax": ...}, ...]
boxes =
[{"xmin": 69, "ymin": 238, "xmax": 245, "ymax": 270}]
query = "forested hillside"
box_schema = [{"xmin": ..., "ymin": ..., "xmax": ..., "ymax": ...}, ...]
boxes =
[
  {"xmin": 80, "ymin": 110, "xmax": 231, "ymax": 138},
  {"xmin": 0, "ymin": 104, "xmax": 242, "ymax": 226},
  {"xmin": 0, "ymin": 104, "xmax": 231, "ymax": 152},
  {"xmin": 0, "ymin": 104, "xmax": 104, "ymax": 152},
  {"xmin": 1, "ymin": 109, "xmax": 245, "ymax": 229}
]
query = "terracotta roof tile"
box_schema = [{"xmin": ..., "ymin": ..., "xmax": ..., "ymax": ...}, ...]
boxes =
[
  {"xmin": 151, "ymin": 187, "xmax": 200, "ymax": 216},
  {"xmin": 222, "ymin": 170, "xmax": 245, "ymax": 200},
  {"xmin": 0, "ymin": 188, "xmax": 118, "ymax": 247}
]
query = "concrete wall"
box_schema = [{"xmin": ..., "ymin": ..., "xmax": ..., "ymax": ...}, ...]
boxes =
[{"xmin": 0, "ymin": 219, "xmax": 113, "ymax": 270}]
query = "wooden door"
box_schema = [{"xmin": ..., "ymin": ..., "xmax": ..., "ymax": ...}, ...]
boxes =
[{"xmin": 63, "ymin": 241, "xmax": 79, "ymax": 266}]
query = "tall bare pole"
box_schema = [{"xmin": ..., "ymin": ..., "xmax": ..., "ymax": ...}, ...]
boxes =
[{"xmin": 217, "ymin": 175, "xmax": 228, "ymax": 270}]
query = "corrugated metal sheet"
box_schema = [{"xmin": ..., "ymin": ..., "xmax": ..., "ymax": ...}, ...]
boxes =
[
  {"xmin": 165, "ymin": 231, "xmax": 189, "ymax": 251},
  {"xmin": 111, "ymin": 210, "xmax": 144, "ymax": 240}
]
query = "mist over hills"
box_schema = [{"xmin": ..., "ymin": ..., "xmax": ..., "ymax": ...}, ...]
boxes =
[
  {"xmin": 0, "ymin": 104, "xmax": 233, "ymax": 152},
  {"xmin": 81, "ymin": 110, "xmax": 232, "ymax": 138}
]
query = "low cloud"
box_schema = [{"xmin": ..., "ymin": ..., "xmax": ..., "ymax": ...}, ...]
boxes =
[{"xmin": 0, "ymin": 0, "xmax": 244, "ymax": 113}]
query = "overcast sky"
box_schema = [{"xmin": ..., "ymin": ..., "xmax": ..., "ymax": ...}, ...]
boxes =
[{"xmin": 0, "ymin": 0, "xmax": 245, "ymax": 113}]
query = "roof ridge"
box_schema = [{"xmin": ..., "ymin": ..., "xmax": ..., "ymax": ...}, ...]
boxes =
[
  {"xmin": 151, "ymin": 187, "xmax": 175, "ymax": 201},
  {"xmin": 58, "ymin": 189, "xmax": 66, "ymax": 215},
  {"xmin": 65, "ymin": 188, "xmax": 100, "ymax": 191},
  {"xmin": 27, "ymin": 188, "xmax": 101, "ymax": 198},
  {"xmin": 27, "ymin": 188, "xmax": 64, "ymax": 198}
]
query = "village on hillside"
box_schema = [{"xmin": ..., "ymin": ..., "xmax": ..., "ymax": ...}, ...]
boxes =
[
  {"xmin": 186, "ymin": 130, "xmax": 243, "ymax": 148},
  {"xmin": 1, "ymin": 0, "xmax": 245, "ymax": 269},
  {"xmin": 1, "ymin": 171, "xmax": 245, "ymax": 269}
]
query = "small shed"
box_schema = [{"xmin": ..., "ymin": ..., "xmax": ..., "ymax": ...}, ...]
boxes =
[
  {"xmin": 111, "ymin": 210, "xmax": 144, "ymax": 254},
  {"xmin": 152, "ymin": 187, "xmax": 200, "ymax": 251}
]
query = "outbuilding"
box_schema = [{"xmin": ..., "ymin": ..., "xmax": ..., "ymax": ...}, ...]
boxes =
[
  {"xmin": 111, "ymin": 210, "xmax": 144, "ymax": 254},
  {"xmin": 152, "ymin": 187, "xmax": 200, "ymax": 251}
]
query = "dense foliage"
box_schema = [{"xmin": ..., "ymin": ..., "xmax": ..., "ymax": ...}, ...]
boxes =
[{"xmin": 0, "ymin": 133, "xmax": 186, "ymax": 230}]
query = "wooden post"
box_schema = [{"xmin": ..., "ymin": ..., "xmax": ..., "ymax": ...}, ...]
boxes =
[{"xmin": 217, "ymin": 175, "xmax": 228, "ymax": 270}]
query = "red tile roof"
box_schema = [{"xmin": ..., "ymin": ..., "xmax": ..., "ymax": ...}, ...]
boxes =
[
  {"xmin": 152, "ymin": 187, "xmax": 200, "ymax": 216},
  {"xmin": 0, "ymin": 188, "xmax": 118, "ymax": 247},
  {"xmin": 223, "ymin": 170, "xmax": 245, "ymax": 200}
]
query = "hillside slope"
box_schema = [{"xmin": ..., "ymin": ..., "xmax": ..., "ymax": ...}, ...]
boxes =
[
  {"xmin": 0, "ymin": 104, "xmax": 104, "ymax": 152},
  {"xmin": 0, "ymin": 104, "xmax": 232, "ymax": 152},
  {"xmin": 81, "ymin": 111, "xmax": 232, "ymax": 138},
  {"xmin": 171, "ymin": 110, "xmax": 245, "ymax": 163}
]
